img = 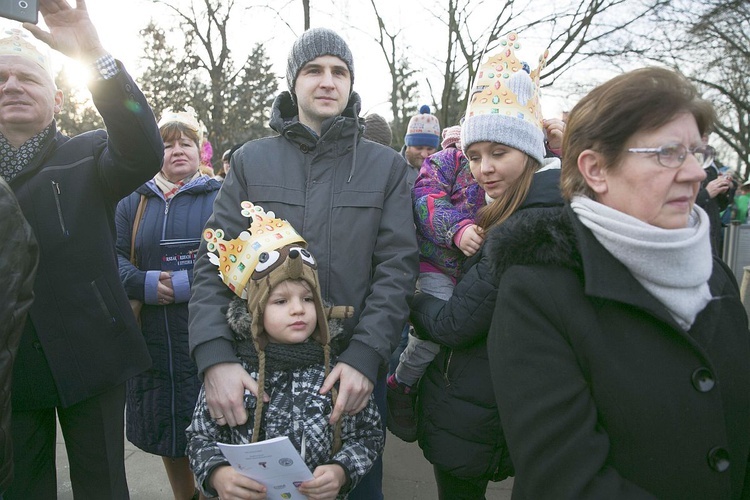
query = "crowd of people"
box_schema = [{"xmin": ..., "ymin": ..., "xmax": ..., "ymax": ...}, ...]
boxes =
[{"xmin": 0, "ymin": 2, "xmax": 749, "ymax": 500}]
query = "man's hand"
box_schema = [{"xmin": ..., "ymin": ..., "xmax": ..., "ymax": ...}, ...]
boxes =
[
  {"xmin": 706, "ymin": 176, "xmax": 731, "ymax": 199},
  {"xmin": 204, "ymin": 362, "xmax": 266, "ymax": 427},
  {"xmin": 456, "ymin": 224, "xmax": 484, "ymax": 257},
  {"xmin": 298, "ymin": 464, "xmax": 347, "ymax": 500},
  {"xmin": 319, "ymin": 362, "xmax": 373, "ymax": 424},
  {"xmin": 23, "ymin": 0, "xmax": 107, "ymax": 63},
  {"xmin": 543, "ymin": 118, "xmax": 565, "ymax": 153},
  {"xmin": 210, "ymin": 465, "xmax": 267, "ymax": 500}
]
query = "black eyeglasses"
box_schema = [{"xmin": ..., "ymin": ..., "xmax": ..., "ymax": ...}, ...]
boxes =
[{"xmin": 627, "ymin": 143, "xmax": 715, "ymax": 169}]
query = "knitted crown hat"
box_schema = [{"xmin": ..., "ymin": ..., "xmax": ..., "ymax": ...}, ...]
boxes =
[
  {"xmin": 0, "ymin": 29, "xmax": 53, "ymax": 78},
  {"xmin": 286, "ymin": 27, "xmax": 354, "ymax": 95},
  {"xmin": 405, "ymin": 105, "xmax": 441, "ymax": 149},
  {"xmin": 363, "ymin": 113, "xmax": 393, "ymax": 146},
  {"xmin": 441, "ymin": 125, "xmax": 462, "ymax": 150},
  {"xmin": 462, "ymin": 33, "xmax": 548, "ymax": 165}
]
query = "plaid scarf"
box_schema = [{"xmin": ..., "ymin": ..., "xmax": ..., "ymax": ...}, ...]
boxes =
[{"xmin": 153, "ymin": 170, "xmax": 201, "ymax": 200}]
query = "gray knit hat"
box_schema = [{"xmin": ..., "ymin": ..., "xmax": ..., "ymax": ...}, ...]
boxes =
[
  {"xmin": 286, "ymin": 27, "xmax": 354, "ymax": 95},
  {"xmin": 363, "ymin": 113, "xmax": 393, "ymax": 147},
  {"xmin": 461, "ymin": 33, "xmax": 548, "ymax": 166}
]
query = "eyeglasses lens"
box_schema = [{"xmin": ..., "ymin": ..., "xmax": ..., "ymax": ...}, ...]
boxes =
[
  {"xmin": 658, "ymin": 145, "xmax": 685, "ymax": 168},
  {"xmin": 658, "ymin": 144, "xmax": 713, "ymax": 168}
]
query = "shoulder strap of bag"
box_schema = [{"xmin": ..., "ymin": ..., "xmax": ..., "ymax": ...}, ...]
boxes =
[{"xmin": 130, "ymin": 194, "xmax": 148, "ymax": 266}]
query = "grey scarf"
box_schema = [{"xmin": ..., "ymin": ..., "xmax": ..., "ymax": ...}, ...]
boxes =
[{"xmin": 571, "ymin": 195, "xmax": 712, "ymax": 330}]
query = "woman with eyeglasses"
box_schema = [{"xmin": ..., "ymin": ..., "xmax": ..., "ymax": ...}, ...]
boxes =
[{"xmin": 487, "ymin": 67, "xmax": 750, "ymax": 499}]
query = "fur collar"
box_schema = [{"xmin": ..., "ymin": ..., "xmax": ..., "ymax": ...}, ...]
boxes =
[{"xmin": 486, "ymin": 205, "xmax": 582, "ymax": 281}]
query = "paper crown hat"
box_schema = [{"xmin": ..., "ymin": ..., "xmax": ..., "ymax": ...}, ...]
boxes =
[
  {"xmin": 157, "ymin": 106, "xmax": 201, "ymax": 133},
  {"xmin": 203, "ymin": 201, "xmax": 307, "ymax": 298},
  {"xmin": 0, "ymin": 29, "xmax": 53, "ymax": 78},
  {"xmin": 461, "ymin": 33, "xmax": 548, "ymax": 164}
]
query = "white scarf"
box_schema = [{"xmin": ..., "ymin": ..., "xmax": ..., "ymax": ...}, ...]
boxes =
[{"xmin": 571, "ymin": 195, "xmax": 713, "ymax": 330}]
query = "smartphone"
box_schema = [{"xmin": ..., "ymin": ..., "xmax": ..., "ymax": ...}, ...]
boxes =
[{"xmin": 0, "ymin": 0, "xmax": 38, "ymax": 24}]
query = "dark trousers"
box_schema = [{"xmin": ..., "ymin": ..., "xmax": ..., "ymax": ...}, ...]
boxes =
[
  {"xmin": 433, "ymin": 465, "xmax": 489, "ymax": 500},
  {"xmin": 348, "ymin": 374, "xmax": 386, "ymax": 500},
  {"xmin": 7, "ymin": 384, "xmax": 129, "ymax": 500}
]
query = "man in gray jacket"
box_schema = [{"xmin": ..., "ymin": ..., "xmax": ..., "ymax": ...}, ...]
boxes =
[{"xmin": 188, "ymin": 27, "xmax": 418, "ymax": 498}]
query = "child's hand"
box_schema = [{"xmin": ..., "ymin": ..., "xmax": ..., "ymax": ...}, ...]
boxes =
[
  {"xmin": 543, "ymin": 118, "xmax": 565, "ymax": 153},
  {"xmin": 297, "ymin": 464, "xmax": 347, "ymax": 500},
  {"xmin": 210, "ymin": 465, "xmax": 267, "ymax": 499},
  {"xmin": 457, "ymin": 224, "xmax": 484, "ymax": 257}
]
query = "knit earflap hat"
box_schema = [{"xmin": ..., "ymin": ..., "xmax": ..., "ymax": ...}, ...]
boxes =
[
  {"xmin": 203, "ymin": 201, "xmax": 334, "ymax": 350},
  {"xmin": 286, "ymin": 27, "xmax": 355, "ymax": 97},
  {"xmin": 462, "ymin": 33, "xmax": 548, "ymax": 165},
  {"xmin": 405, "ymin": 105, "xmax": 441, "ymax": 149}
]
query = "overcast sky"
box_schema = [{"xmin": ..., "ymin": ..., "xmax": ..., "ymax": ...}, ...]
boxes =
[{"xmin": 0, "ymin": 0, "xmax": 570, "ymax": 125}]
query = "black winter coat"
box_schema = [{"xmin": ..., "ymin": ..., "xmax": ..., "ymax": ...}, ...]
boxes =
[
  {"xmin": 9, "ymin": 65, "xmax": 163, "ymax": 410},
  {"xmin": 409, "ymin": 166, "xmax": 563, "ymax": 481},
  {"xmin": 0, "ymin": 179, "xmax": 38, "ymax": 492},
  {"xmin": 116, "ymin": 176, "xmax": 220, "ymax": 457},
  {"xmin": 487, "ymin": 204, "xmax": 750, "ymax": 499}
]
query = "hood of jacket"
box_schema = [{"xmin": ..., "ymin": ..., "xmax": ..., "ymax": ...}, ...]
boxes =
[
  {"xmin": 269, "ymin": 90, "xmax": 364, "ymax": 147},
  {"xmin": 484, "ymin": 160, "xmax": 569, "ymax": 279},
  {"xmin": 268, "ymin": 90, "xmax": 365, "ymax": 182},
  {"xmin": 486, "ymin": 202, "xmax": 579, "ymax": 282}
]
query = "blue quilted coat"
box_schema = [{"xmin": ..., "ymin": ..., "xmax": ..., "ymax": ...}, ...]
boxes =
[{"xmin": 116, "ymin": 175, "xmax": 220, "ymax": 457}]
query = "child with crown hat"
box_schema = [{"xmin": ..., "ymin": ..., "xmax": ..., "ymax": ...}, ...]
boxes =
[
  {"xmin": 405, "ymin": 33, "xmax": 566, "ymax": 497},
  {"xmin": 187, "ymin": 202, "xmax": 384, "ymax": 499}
]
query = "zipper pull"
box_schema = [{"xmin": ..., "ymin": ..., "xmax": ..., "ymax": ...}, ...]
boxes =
[{"xmin": 52, "ymin": 180, "xmax": 60, "ymax": 194}]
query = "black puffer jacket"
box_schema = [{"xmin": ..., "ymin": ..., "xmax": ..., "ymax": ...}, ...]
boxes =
[
  {"xmin": 409, "ymin": 164, "xmax": 563, "ymax": 481},
  {"xmin": 0, "ymin": 179, "xmax": 38, "ymax": 493}
]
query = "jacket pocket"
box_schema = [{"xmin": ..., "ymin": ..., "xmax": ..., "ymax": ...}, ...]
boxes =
[
  {"xmin": 51, "ymin": 181, "xmax": 70, "ymax": 238},
  {"xmin": 90, "ymin": 277, "xmax": 127, "ymax": 334},
  {"xmin": 333, "ymin": 190, "xmax": 384, "ymax": 209},
  {"xmin": 249, "ymin": 185, "xmax": 305, "ymax": 207}
]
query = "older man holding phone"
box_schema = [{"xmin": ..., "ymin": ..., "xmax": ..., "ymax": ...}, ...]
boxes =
[{"xmin": 0, "ymin": 1, "xmax": 163, "ymax": 498}]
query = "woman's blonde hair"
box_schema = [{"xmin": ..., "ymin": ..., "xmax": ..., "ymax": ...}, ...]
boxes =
[{"xmin": 475, "ymin": 154, "xmax": 540, "ymax": 231}]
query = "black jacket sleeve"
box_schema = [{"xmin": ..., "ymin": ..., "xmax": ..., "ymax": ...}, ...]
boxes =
[{"xmin": 409, "ymin": 252, "xmax": 497, "ymax": 349}]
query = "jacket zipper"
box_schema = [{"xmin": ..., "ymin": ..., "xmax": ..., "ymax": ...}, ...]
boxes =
[
  {"xmin": 443, "ymin": 349, "xmax": 453, "ymax": 387},
  {"xmin": 51, "ymin": 181, "xmax": 70, "ymax": 238},
  {"xmin": 161, "ymin": 196, "xmax": 178, "ymax": 455}
]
